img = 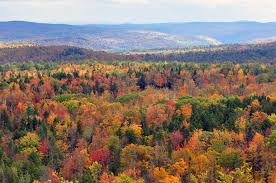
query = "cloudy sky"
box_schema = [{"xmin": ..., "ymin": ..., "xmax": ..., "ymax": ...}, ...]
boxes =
[{"xmin": 0, "ymin": 0, "xmax": 276, "ymax": 24}]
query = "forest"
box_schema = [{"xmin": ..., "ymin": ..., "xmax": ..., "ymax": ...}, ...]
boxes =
[
  {"xmin": 136, "ymin": 42, "xmax": 276, "ymax": 63},
  {"xmin": 0, "ymin": 46, "xmax": 130, "ymax": 64},
  {"xmin": 1, "ymin": 41, "xmax": 276, "ymax": 64},
  {"xmin": 0, "ymin": 61, "xmax": 275, "ymax": 183}
]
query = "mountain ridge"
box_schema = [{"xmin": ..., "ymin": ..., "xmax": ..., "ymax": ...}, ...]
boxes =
[
  {"xmin": 0, "ymin": 41, "xmax": 275, "ymax": 63},
  {"xmin": 1, "ymin": 21, "xmax": 276, "ymax": 51}
]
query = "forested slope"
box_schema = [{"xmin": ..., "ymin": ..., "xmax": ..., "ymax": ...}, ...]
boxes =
[
  {"xmin": 0, "ymin": 62, "xmax": 275, "ymax": 182},
  {"xmin": 134, "ymin": 42, "xmax": 276, "ymax": 63},
  {"xmin": 0, "ymin": 45, "xmax": 131, "ymax": 63},
  {"xmin": 1, "ymin": 42, "xmax": 276, "ymax": 63}
]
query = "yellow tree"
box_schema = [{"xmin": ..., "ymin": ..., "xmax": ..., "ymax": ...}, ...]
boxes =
[
  {"xmin": 121, "ymin": 144, "xmax": 153, "ymax": 172},
  {"xmin": 19, "ymin": 132, "xmax": 40, "ymax": 156}
]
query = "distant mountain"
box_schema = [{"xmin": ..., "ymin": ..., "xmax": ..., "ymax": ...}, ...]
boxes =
[
  {"xmin": 0, "ymin": 42, "xmax": 276, "ymax": 63},
  {"xmin": 1, "ymin": 21, "xmax": 276, "ymax": 51}
]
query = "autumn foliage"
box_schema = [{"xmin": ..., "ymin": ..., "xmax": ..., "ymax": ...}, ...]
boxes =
[{"xmin": 0, "ymin": 61, "xmax": 275, "ymax": 182}]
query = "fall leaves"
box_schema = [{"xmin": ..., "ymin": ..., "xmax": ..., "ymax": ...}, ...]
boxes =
[{"xmin": 0, "ymin": 62, "xmax": 275, "ymax": 182}]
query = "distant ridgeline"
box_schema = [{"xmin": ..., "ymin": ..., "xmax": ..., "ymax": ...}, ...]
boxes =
[
  {"xmin": 1, "ymin": 21, "xmax": 276, "ymax": 51},
  {"xmin": 0, "ymin": 42, "xmax": 276, "ymax": 63},
  {"xmin": 132, "ymin": 42, "xmax": 276, "ymax": 63},
  {"xmin": 0, "ymin": 45, "xmax": 132, "ymax": 63}
]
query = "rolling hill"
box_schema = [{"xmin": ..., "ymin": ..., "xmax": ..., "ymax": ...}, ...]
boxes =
[
  {"xmin": 0, "ymin": 45, "xmax": 132, "ymax": 63},
  {"xmin": 1, "ymin": 21, "xmax": 276, "ymax": 51},
  {"xmin": 0, "ymin": 42, "xmax": 275, "ymax": 63},
  {"xmin": 129, "ymin": 42, "xmax": 276, "ymax": 63}
]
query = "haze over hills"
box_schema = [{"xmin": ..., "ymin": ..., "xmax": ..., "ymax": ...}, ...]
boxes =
[{"xmin": 1, "ymin": 21, "xmax": 276, "ymax": 52}]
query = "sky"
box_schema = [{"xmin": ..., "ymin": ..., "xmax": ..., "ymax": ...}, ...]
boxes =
[{"xmin": 0, "ymin": 0, "xmax": 276, "ymax": 24}]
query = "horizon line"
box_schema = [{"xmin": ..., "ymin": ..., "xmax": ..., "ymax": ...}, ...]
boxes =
[{"xmin": 1, "ymin": 20, "xmax": 276, "ymax": 26}]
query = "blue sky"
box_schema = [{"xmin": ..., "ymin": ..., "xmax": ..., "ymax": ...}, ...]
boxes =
[{"xmin": 0, "ymin": 0, "xmax": 276, "ymax": 24}]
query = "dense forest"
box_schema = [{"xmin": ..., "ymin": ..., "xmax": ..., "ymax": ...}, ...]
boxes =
[
  {"xmin": 0, "ymin": 46, "xmax": 130, "ymax": 64},
  {"xmin": 1, "ymin": 42, "xmax": 276, "ymax": 64},
  {"xmin": 0, "ymin": 61, "xmax": 275, "ymax": 182},
  {"xmin": 136, "ymin": 42, "xmax": 276, "ymax": 63}
]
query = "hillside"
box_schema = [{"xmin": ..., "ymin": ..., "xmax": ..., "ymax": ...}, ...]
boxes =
[
  {"xmin": 132, "ymin": 42, "xmax": 276, "ymax": 63},
  {"xmin": 1, "ymin": 42, "xmax": 275, "ymax": 63},
  {"xmin": 1, "ymin": 21, "xmax": 276, "ymax": 51},
  {"xmin": 0, "ymin": 45, "xmax": 133, "ymax": 63}
]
